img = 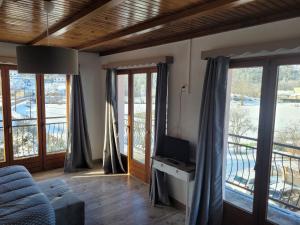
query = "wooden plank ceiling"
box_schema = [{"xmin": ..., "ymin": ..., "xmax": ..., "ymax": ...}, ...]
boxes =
[{"xmin": 0, "ymin": 0, "xmax": 300, "ymax": 56}]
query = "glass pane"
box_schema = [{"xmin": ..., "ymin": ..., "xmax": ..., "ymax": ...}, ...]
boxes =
[
  {"xmin": 0, "ymin": 70, "xmax": 5, "ymax": 162},
  {"xmin": 267, "ymin": 65, "xmax": 300, "ymax": 224},
  {"xmin": 133, "ymin": 73, "xmax": 147, "ymax": 164},
  {"xmin": 10, "ymin": 70, "xmax": 38, "ymax": 159},
  {"xmin": 151, "ymin": 72, "xmax": 157, "ymax": 156},
  {"xmin": 117, "ymin": 75, "xmax": 128, "ymax": 155},
  {"xmin": 225, "ymin": 67, "xmax": 263, "ymax": 212},
  {"xmin": 44, "ymin": 75, "xmax": 67, "ymax": 154}
]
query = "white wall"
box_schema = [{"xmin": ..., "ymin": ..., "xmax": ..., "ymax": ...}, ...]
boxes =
[
  {"xmin": 78, "ymin": 52, "xmax": 105, "ymax": 160},
  {"xmin": 0, "ymin": 44, "xmax": 104, "ymax": 160},
  {"xmin": 99, "ymin": 17, "xmax": 300, "ymax": 204}
]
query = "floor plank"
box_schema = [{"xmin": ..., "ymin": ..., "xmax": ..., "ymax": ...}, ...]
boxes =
[{"xmin": 33, "ymin": 165, "xmax": 185, "ymax": 225}]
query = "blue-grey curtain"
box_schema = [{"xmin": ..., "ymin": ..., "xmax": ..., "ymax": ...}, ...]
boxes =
[
  {"xmin": 103, "ymin": 69, "xmax": 125, "ymax": 174},
  {"xmin": 189, "ymin": 56, "xmax": 229, "ymax": 225},
  {"xmin": 150, "ymin": 63, "xmax": 170, "ymax": 205},
  {"xmin": 64, "ymin": 75, "xmax": 94, "ymax": 172}
]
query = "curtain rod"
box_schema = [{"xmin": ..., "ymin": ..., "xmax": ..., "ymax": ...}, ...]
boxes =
[
  {"xmin": 201, "ymin": 38, "xmax": 300, "ymax": 60},
  {"xmin": 102, "ymin": 56, "xmax": 173, "ymax": 69}
]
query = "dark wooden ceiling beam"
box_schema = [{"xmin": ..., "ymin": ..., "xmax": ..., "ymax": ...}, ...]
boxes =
[
  {"xmin": 98, "ymin": 9, "xmax": 300, "ymax": 56},
  {"xmin": 78, "ymin": 0, "xmax": 255, "ymax": 50},
  {"xmin": 27, "ymin": 0, "xmax": 125, "ymax": 45}
]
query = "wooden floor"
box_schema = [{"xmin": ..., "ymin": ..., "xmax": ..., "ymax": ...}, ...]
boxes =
[{"xmin": 33, "ymin": 165, "xmax": 185, "ymax": 225}]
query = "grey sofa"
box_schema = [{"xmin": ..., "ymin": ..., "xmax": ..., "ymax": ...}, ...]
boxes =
[{"xmin": 0, "ymin": 165, "xmax": 55, "ymax": 225}]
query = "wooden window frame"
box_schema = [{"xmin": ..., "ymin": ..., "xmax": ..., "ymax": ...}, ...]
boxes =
[
  {"xmin": 224, "ymin": 53, "xmax": 300, "ymax": 225},
  {"xmin": 116, "ymin": 67, "xmax": 157, "ymax": 183},
  {"xmin": 42, "ymin": 74, "xmax": 70, "ymax": 170},
  {"xmin": 0, "ymin": 64, "xmax": 70, "ymax": 172}
]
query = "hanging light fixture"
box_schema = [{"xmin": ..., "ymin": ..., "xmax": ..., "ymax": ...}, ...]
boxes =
[{"xmin": 16, "ymin": 0, "xmax": 78, "ymax": 74}]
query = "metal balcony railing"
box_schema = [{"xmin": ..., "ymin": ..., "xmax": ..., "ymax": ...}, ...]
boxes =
[
  {"xmin": 45, "ymin": 118, "xmax": 67, "ymax": 154},
  {"xmin": 123, "ymin": 117, "xmax": 155, "ymax": 149},
  {"xmin": 0, "ymin": 117, "xmax": 67, "ymax": 160},
  {"xmin": 226, "ymin": 134, "xmax": 300, "ymax": 212}
]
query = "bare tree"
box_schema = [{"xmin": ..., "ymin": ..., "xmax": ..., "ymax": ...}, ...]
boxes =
[
  {"xmin": 229, "ymin": 107, "xmax": 255, "ymax": 147},
  {"xmin": 275, "ymin": 121, "xmax": 300, "ymax": 155}
]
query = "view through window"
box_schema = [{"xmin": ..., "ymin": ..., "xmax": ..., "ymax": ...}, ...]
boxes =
[
  {"xmin": 267, "ymin": 65, "xmax": 300, "ymax": 222},
  {"xmin": 225, "ymin": 62, "xmax": 300, "ymax": 224},
  {"xmin": 150, "ymin": 72, "xmax": 157, "ymax": 156},
  {"xmin": 117, "ymin": 75, "xmax": 129, "ymax": 155},
  {"xmin": 10, "ymin": 71, "xmax": 39, "ymax": 159},
  {"xmin": 44, "ymin": 75, "xmax": 68, "ymax": 154},
  {"xmin": 133, "ymin": 73, "xmax": 147, "ymax": 164},
  {"xmin": 225, "ymin": 67, "xmax": 263, "ymax": 212}
]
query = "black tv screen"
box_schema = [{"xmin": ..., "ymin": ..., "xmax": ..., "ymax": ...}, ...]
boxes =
[{"xmin": 160, "ymin": 136, "xmax": 190, "ymax": 163}]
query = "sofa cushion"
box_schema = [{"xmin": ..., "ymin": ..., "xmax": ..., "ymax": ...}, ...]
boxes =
[{"xmin": 38, "ymin": 178, "xmax": 85, "ymax": 225}]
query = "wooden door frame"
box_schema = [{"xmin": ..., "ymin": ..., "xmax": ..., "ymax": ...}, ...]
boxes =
[
  {"xmin": 0, "ymin": 65, "xmax": 70, "ymax": 172},
  {"xmin": 225, "ymin": 53, "xmax": 300, "ymax": 225},
  {"xmin": 116, "ymin": 67, "xmax": 157, "ymax": 183},
  {"xmin": 1, "ymin": 65, "xmax": 43, "ymax": 171},
  {"xmin": 0, "ymin": 65, "xmax": 11, "ymax": 168}
]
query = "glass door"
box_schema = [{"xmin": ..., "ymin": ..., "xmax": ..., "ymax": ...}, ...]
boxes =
[
  {"xmin": 0, "ymin": 65, "xmax": 69, "ymax": 172},
  {"xmin": 117, "ymin": 74, "xmax": 129, "ymax": 156},
  {"xmin": 223, "ymin": 60, "xmax": 269, "ymax": 225},
  {"xmin": 117, "ymin": 68, "xmax": 157, "ymax": 183},
  {"xmin": 225, "ymin": 66, "xmax": 263, "ymax": 213},
  {"xmin": 129, "ymin": 71, "xmax": 151, "ymax": 182},
  {"xmin": 7, "ymin": 67, "xmax": 43, "ymax": 171},
  {"xmin": 42, "ymin": 74, "xmax": 69, "ymax": 170},
  {"xmin": 224, "ymin": 56, "xmax": 300, "ymax": 225},
  {"xmin": 132, "ymin": 73, "xmax": 148, "ymax": 164},
  {"xmin": 267, "ymin": 63, "xmax": 300, "ymax": 224}
]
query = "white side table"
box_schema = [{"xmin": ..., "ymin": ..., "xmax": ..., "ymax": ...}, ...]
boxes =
[{"xmin": 152, "ymin": 156, "xmax": 195, "ymax": 225}]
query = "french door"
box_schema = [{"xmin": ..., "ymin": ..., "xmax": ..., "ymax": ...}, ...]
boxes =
[
  {"xmin": 0, "ymin": 65, "xmax": 69, "ymax": 172},
  {"xmin": 224, "ymin": 54, "xmax": 300, "ymax": 225},
  {"xmin": 117, "ymin": 67, "xmax": 157, "ymax": 183}
]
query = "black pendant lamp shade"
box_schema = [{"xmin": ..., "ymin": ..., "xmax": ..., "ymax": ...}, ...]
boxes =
[{"xmin": 16, "ymin": 45, "xmax": 79, "ymax": 74}]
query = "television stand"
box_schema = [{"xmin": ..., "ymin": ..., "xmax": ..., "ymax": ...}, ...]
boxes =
[{"xmin": 151, "ymin": 156, "xmax": 195, "ymax": 225}]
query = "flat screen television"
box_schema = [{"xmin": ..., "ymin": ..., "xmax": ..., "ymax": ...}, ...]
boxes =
[{"xmin": 159, "ymin": 136, "xmax": 190, "ymax": 164}]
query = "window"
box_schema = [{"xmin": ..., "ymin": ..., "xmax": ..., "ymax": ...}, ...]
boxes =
[
  {"xmin": 225, "ymin": 67, "xmax": 263, "ymax": 212},
  {"xmin": 116, "ymin": 68, "xmax": 157, "ymax": 182},
  {"xmin": 224, "ymin": 55, "xmax": 300, "ymax": 225},
  {"xmin": 150, "ymin": 72, "xmax": 157, "ymax": 155},
  {"xmin": 44, "ymin": 75, "xmax": 68, "ymax": 154},
  {"xmin": 132, "ymin": 73, "xmax": 147, "ymax": 164},
  {"xmin": 117, "ymin": 74, "xmax": 129, "ymax": 155},
  {"xmin": 268, "ymin": 64, "xmax": 300, "ymax": 223},
  {"xmin": 9, "ymin": 71, "xmax": 39, "ymax": 159},
  {"xmin": 0, "ymin": 65, "xmax": 69, "ymax": 171}
]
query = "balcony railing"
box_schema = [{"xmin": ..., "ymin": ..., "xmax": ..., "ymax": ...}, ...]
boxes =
[
  {"xmin": 124, "ymin": 117, "xmax": 154, "ymax": 147},
  {"xmin": 0, "ymin": 117, "xmax": 67, "ymax": 160},
  {"xmin": 123, "ymin": 117, "xmax": 155, "ymax": 161},
  {"xmin": 226, "ymin": 134, "xmax": 300, "ymax": 212},
  {"xmin": 46, "ymin": 117, "xmax": 67, "ymax": 154}
]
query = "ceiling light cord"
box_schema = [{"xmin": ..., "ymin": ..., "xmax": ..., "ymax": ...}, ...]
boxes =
[
  {"xmin": 44, "ymin": 0, "xmax": 54, "ymax": 46},
  {"xmin": 46, "ymin": 12, "xmax": 49, "ymax": 46}
]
